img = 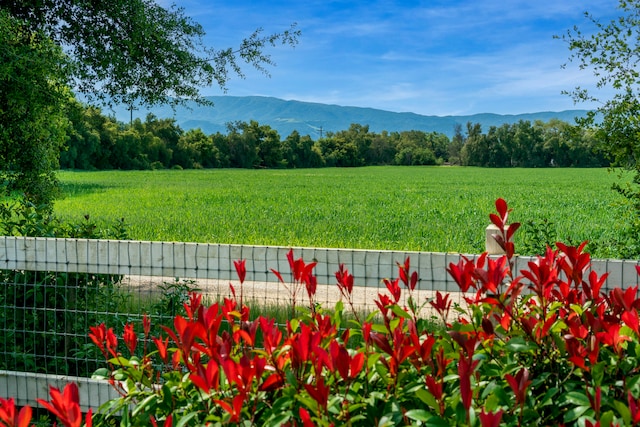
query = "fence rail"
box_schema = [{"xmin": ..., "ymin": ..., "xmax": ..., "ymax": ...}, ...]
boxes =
[{"xmin": 0, "ymin": 236, "xmax": 639, "ymax": 411}]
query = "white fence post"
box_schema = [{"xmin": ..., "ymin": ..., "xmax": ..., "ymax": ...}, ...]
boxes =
[{"xmin": 485, "ymin": 224, "xmax": 505, "ymax": 255}]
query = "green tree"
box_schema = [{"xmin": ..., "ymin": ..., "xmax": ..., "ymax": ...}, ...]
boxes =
[
  {"xmin": 512, "ymin": 120, "xmax": 544, "ymax": 167},
  {"xmin": 244, "ymin": 121, "xmax": 285, "ymax": 168},
  {"xmin": 558, "ymin": 1, "xmax": 640, "ymax": 166},
  {"xmin": 143, "ymin": 115, "xmax": 183, "ymax": 167},
  {"xmin": 0, "ymin": 10, "xmax": 70, "ymax": 204},
  {"xmin": 460, "ymin": 122, "xmax": 487, "ymax": 166},
  {"xmin": 61, "ymin": 100, "xmax": 102, "ymax": 170},
  {"xmin": 226, "ymin": 121, "xmax": 259, "ymax": 168},
  {"xmin": 211, "ymin": 132, "xmax": 231, "ymax": 168},
  {"xmin": 283, "ymin": 131, "xmax": 324, "ymax": 168},
  {"xmin": 484, "ymin": 125, "xmax": 510, "ymax": 167},
  {"xmin": 319, "ymin": 124, "xmax": 372, "ymax": 167},
  {"xmin": 111, "ymin": 129, "xmax": 148, "ymax": 169},
  {"xmin": 559, "ymin": 1, "xmax": 640, "ymax": 254},
  {"xmin": 1, "ymin": 1, "xmax": 299, "ymax": 203},
  {"xmin": 448, "ymin": 124, "xmax": 464, "ymax": 165},
  {"xmin": 175, "ymin": 128, "xmax": 225, "ymax": 169},
  {"xmin": 3, "ymin": 1, "xmax": 300, "ymax": 108},
  {"xmin": 392, "ymin": 130, "xmax": 438, "ymax": 166}
]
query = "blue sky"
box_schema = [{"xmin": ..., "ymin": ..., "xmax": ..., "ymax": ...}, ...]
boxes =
[{"xmin": 164, "ymin": 0, "xmax": 619, "ymax": 116}]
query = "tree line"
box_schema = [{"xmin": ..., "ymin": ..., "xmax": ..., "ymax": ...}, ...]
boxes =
[
  {"xmin": 1, "ymin": 2, "xmax": 298, "ymax": 205},
  {"xmin": 60, "ymin": 101, "xmax": 608, "ymax": 171}
]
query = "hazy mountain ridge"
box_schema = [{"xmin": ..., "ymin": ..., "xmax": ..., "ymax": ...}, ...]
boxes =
[{"xmin": 109, "ymin": 95, "xmax": 589, "ymax": 138}]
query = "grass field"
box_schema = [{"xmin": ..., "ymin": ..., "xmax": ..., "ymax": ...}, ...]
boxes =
[{"xmin": 54, "ymin": 167, "xmax": 631, "ymax": 258}]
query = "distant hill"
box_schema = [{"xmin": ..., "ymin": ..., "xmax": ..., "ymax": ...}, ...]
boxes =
[{"xmin": 107, "ymin": 95, "xmax": 590, "ymax": 139}]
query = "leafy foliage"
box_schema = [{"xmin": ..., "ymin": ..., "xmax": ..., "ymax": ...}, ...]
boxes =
[
  {"xmin": 0, "ymin": 198, "xmax": 128, "ymax": 376},
  {"xmin": 12, "ymin": 198, "xmax": 640, "ymax": 426},
  {"xmin": 1, "ymin": 1, "xmax": 298, "ymax": 206},
  {"xmin": 3, "ymin": 0, "xmax": 300, "ymax": 108},
  {"xmin": 558, "ymin": 1, "xmax": 640, "ymax": 260},
  {"xmin": 60, "ymin": 103, "xmax": 606, "ymax": 171},
  {"xmin": 0, "ymin": 9, "xmax": 71, "ymax": 205}
]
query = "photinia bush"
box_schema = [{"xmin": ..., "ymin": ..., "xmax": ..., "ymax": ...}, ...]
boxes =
[{"xmin": 11, "ymin": 198, "xmax": 640, "ymax": 426}]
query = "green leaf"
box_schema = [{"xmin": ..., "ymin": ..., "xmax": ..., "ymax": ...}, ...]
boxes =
[
  {"xmin": 539, "ymin": 387, "xmax": 560, "ymax": 407},
  {"xmin": 262, "ymin": 411, "xmax": 293, "ymax": 427},
  {"xmin": 132, "ymin": 394, "xmax": 159, "ymax": 417},
  {"xmin": 415, "ymin": 388, "xmax": 438, "ymax": 410},
  {"xmin": 600, "ymin": 410, "xmax": 615, "ymax": 427},
  {"xmin": 377, "ymin": 415, "xmax": 395, "ymax": 427},
  {"xmin": 371, "ymin": 323, "xmax": 388, "ymax": 333},
  {"xmin": 481, "ymin": 363, "xmax": 502, "ymax": 377},
  {"xmin": 270, "ymin": 396, "xmax": 293, "ymax": 414},
  {"xmin": 121, "ymin": 406, "xmax": 131, "ymax": 427},
  {"xmin": 614, "ymin": 399, "xmax": 631, "ymax": 426},
  {"xmin": 424, "ymin": 416, "xmax": 450, "ymax": 426},
  {"xmin": 405, "ymin": 409, "xmax": 431, "ymax": 422},
  {"xmin": 175, "ymin": 412, "xmax": 199, "ymax": 427},
  {"xmin": 591, "ymin": 362, "xmax": 605, "ymax": 386},
  {"xmin": 563, "ymin": 405, "xmax": 590, "ymax": 423},
  {"xmin": 91, "ymin": 368, "xmax": 110, "ymax": 379},
  {"xmin": 561, "ymin": 391, "xmax": 591, "ymax": 407},
  {"xmin": 505, "ymin": 336, "xmax": 537, "ymax": 352},
  {"xmin": 162, "ymin": 384, "xmax": 173, "ymax": 410},
  {"xmin": 570, "ymin": 304, "xmax": 584, "ymax": 316},
  {"xmin": 484, "ymin": 385, "xmax": 510, "ymax": 408},
  {"xmin": 374, "ymin": 361, "xmax": 390, "ymax": 382},
  {"xmin": 390, "ymin": 304, "xmax": 412, "ymax": 319},
  {"xmin": 333, "ymin": 300, "xmax": 344, "ymax": 320},
  {"xmin": 627, "ymin": 374, "xmax": 640, "ymax": 394},
  {"xmin": 347, "ymin": 318, "xmax": 362, "ymax": 330},
  {"xmin": 368, "ymin": 353, "xmax": 382, "ymax": 368}
]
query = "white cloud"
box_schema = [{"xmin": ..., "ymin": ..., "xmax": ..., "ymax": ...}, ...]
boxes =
[{"xmin": 193, "ymin": 0, "xmax": 622, "ymax": 115}]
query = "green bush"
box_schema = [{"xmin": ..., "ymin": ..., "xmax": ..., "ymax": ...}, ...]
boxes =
[{"xmin": 0, "ymin": 198, "xmax": 128, "ymax": 375}]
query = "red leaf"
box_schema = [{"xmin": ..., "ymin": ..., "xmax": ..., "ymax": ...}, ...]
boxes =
[
  {"xmin": 478, "ymin": 408, "xmax": 504, "ymax": 427},
  {"xmin": 458, "ymin": 354, "xmax": 478, "ymax": 411},
  {"xmin": 495, "ymin": 198, "xmax": 508, "ymax": 220},
  {"xmin": 191, "ymin": 361, "xmax": 220, "ymax": 393},
  {"xmin": 623, "ymin": 310, "xmax": 640, "ymax": 336},
  {"xmin": 123, "ymin": 323, "xmax": 137, "ymax": 355},
  {"xmin": 233, "ymin": 259, "xmax": 247, "ymax": 284},
  {"xmin": 409, "ymin": 271, "xmax": 419, "ymax": 291},
  {"xmin": 299, "ymin": 408, "xmax": 315, "ymax": 427},
  {"xmin": 425, "ymin": 376, "xmax": 443, "ymax": 400},
  {"xmin": 489, "ymin": 212, "xmax": 503, "ymax": 229},
  {"xmin": 152, "ymin": 335, "xmax": 170, "ymax": 363},
  {"xmin": 505, "ymin": 368, "xmax": 532, "ymax": 405},
  {"xmin": 259, "ymin": 373, "xmax": 284, "ymax": 392},
  {"xmin": 506, "ymin": 222, "xmax": 521, "ymax": 241},
  {"xmin": 17, "ymin": 405, "xmax": 33, "ymax": 427},
  {"xmin": 270, "ymin": 268, "xmax": 285, "ymax": 284},
  {"xmin": 36, "ymin": 383, "xmax": 82, "ymax": 427},
  {"xmin": 335, "ymin": 264, "xmax": 354, "ymax": 295},
  {"xmin": 383, "ymin": 278, "xmax": 402, "ymax": 302},
  {"xmin": 304, "ymin": 377, "xmax": 329, "ymax": 409}
]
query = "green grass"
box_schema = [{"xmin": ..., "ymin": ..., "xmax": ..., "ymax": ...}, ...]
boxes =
[{"xmin": 54, "ymin": 167, "xmax": 631, "ymax": 258}]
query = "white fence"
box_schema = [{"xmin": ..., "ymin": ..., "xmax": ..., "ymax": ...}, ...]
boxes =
[{"xmin": 0, "ymin": 236, "xmax": 639, "ymax": 411}]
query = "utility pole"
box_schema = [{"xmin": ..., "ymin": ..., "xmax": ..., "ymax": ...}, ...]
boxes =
[{"xmin": 128, "ymin": 104, "xmax": 138, "ymax": 126}]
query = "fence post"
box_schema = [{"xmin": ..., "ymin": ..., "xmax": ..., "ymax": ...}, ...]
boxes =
[{"xmin": 485, "ymin": 224, "xmax": 506, "ymax": 255}]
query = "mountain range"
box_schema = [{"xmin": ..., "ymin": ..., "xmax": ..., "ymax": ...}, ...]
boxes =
[{"xmin": 108, "ymin": 95, "xmax": 589, "ymax": 139}]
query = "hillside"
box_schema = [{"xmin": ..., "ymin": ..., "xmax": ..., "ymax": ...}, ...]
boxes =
[{"xmin": 108, "ymin": 96, "xmax": 589, "ymax": 138}]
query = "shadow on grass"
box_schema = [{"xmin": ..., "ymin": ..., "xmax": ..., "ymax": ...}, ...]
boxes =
[{"xmin": 59, "ymin": 182, "xmax": 110, "ymax": 198}]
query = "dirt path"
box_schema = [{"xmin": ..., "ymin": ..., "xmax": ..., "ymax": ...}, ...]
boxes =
[{"xmin": 121, "ymin": 275, "xmax": 469, "ymax": 321}]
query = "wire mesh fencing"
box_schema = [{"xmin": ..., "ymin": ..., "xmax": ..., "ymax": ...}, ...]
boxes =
[{"xmin": 0, "ymin": 236, "xmax": 639, "ymax": 410}]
